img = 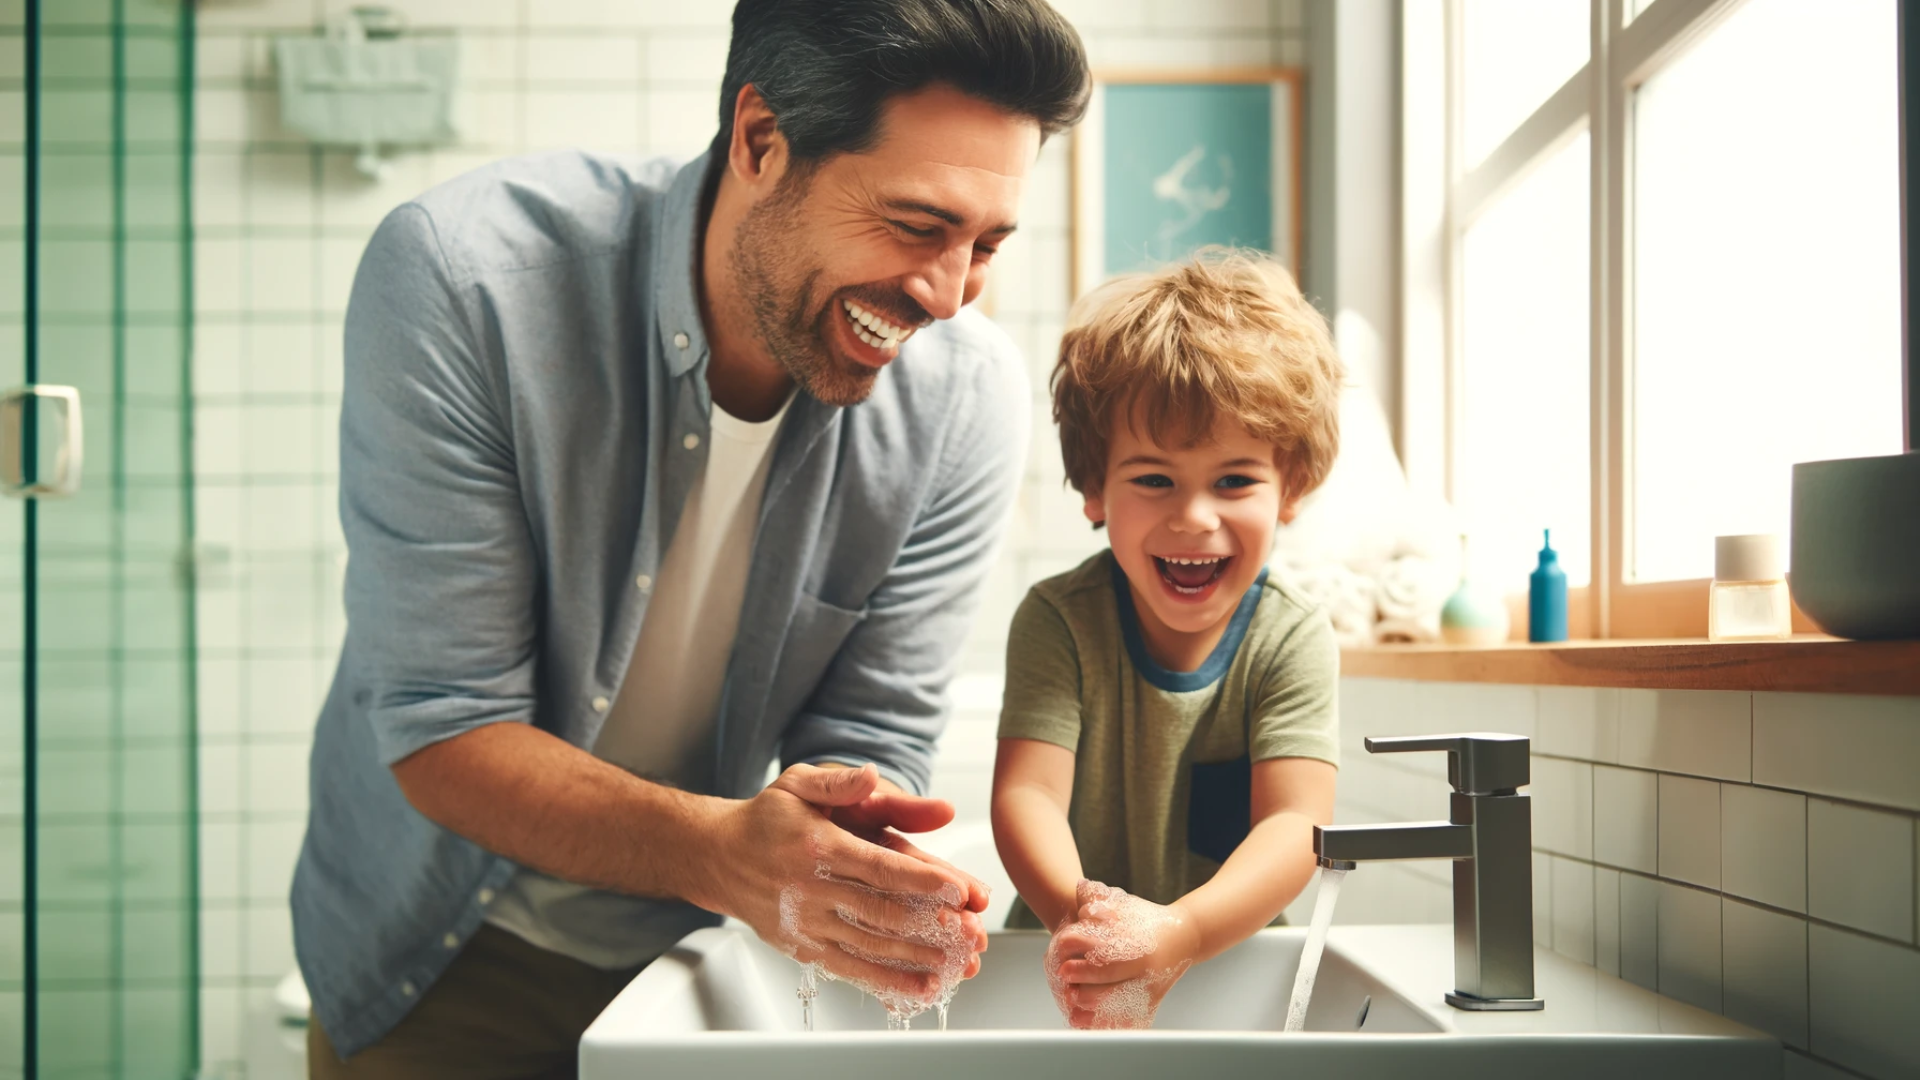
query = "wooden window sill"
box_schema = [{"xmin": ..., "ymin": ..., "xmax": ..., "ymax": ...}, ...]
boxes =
[{"xmin": 1340, "ymin": 635, "xmax": 1920, "ymax": 696}]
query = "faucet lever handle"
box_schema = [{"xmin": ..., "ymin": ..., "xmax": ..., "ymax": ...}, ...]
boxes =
[{"xmin": 1364, "ymin": 733, "xmax": 1530, "ymax": 794}]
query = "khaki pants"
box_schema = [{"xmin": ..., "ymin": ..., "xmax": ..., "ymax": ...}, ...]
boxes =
[{"xmin": 308, "ymin": 924, "xmax": 645, "ymax": 1079}]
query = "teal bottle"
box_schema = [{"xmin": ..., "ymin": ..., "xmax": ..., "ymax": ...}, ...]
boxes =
[{"xmin": 1529, "ymin": 529, "xmax": 1568, "ymax": 642}]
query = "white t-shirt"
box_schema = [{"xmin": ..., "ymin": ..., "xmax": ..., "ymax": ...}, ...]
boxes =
[{"xmin": 485, "ymin": 393, "xmax": 792, "ymax": 967}]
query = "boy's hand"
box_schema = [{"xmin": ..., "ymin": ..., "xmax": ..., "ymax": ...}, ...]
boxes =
[{"xmin": 1044, "ymin": 881, "xmax": 1201, "ymax": 1029}]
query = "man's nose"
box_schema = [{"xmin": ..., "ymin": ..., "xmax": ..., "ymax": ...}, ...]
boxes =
[{"xmin": 903, "ymin": 245, "xmax": 971, "ymax": 322}]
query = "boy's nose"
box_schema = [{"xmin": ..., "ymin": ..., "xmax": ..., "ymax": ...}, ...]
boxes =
[{"xmin": 1167, "ymin": 495, "xmax": 1220, "ymax": 533}]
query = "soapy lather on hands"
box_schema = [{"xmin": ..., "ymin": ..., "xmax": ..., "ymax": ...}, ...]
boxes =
[
  {"xmin": 1045, "ymin": 880, "xmax": 1199, "ymax": 1029},
  {"xmin": 721, "ymin": 762, "xmax": 990, "ymax": 1008}
]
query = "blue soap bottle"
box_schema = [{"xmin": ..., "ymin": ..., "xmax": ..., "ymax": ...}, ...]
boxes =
[{"xmin": 1529, "ymin": 529, "xmax": 1568, "ymax": 642}]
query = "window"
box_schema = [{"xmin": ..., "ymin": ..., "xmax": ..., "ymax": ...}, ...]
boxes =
[
  {"xmin": 1461, "ymin": 0, "xmax": 1589, "ymax": 168},
  {"xmin": 1628, "ymin": 0, "xmax": 1901, "ymax": 582},
  {"xmin": 1459, "ymin": 132, "xmax": 1591, "ymax": 586},
  {"xmin": 1412, "ymin": 0, "xmax": 1903, "ymax": 636}
]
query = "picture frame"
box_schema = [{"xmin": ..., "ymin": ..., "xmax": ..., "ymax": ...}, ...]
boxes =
[{"xmin": 1070, "ymin": 68, "xmax": 1304, "ymax": 300}]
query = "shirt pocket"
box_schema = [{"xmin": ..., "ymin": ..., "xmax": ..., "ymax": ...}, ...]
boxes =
[{"xmin": 768, "ymin": 590, "xmax": 870, "ymax": 718}]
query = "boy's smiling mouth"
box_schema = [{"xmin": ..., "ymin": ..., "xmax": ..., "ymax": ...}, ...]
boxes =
[{"xmin": 1153, "ymin": 555, "xmax": 1232, "ymax": 598}]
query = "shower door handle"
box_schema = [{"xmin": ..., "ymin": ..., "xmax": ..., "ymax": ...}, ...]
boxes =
[{"xmin": 0, "ymin": 384, "xmax": 84, "ymax": 498}]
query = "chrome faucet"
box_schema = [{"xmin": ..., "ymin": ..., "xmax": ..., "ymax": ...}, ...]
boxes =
[{"xmin": 1313, "ymin": 732, "xmax": 1544, "ymax": 1011}]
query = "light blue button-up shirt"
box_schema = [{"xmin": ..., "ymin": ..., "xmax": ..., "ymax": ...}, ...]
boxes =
[{"xmin": 292, "ymin": 151, "xmax": 1028, "ymax": 1056}]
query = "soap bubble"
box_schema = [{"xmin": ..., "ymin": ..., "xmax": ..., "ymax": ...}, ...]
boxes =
[
  {"xmin": 1045, "ymin": 881, "xmax": 1187, "ymax": 1030},
  {"xmin": 778, "ymin": 884, "xmax": 821, "ymax": 954},
  {"xmin": 826, "ymin": 882, "xmax": 973, "ymax": 1028}
]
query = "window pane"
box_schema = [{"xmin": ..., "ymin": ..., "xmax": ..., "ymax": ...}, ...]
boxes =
[
  {"xmin": 1460, "ymin": 131, "xmax": 1592, "ymax": 589},
  {"xmin": 1630, "ymin": 0, "xmax": 1900, "ymax": 583},
  {"xmin": 1462, "ymin": 0, "xmax": 1589, "ymax": 169}
]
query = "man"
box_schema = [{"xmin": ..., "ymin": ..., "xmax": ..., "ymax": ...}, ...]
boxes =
[{"xmin": 292, "ymin": 1, "xmax": 1088, "ymax": 1074}]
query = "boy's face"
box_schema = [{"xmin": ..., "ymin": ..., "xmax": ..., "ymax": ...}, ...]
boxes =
[{"xmin": 1084, "ymin": 411, "xmax": 1294, "ymax": 653}]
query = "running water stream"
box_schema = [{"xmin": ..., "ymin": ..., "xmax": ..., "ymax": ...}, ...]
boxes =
[
  {"xmin": 797, "ymin": 963, "xmax": 820, "ymax": 1032},
  {"xmin": 1283, "ymin": 867, "xmax": 1347, "ymax": 1032}
]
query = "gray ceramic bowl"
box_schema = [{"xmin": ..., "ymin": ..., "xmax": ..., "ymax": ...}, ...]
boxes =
[{"xmin": 1789, "ymin": 451, "xmax": 1920, "ymax": 640}]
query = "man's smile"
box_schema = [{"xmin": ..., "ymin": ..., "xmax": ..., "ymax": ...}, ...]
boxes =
[{"xmin": 833, "ymin": 296, "xmax": 927, "ymax": 369}]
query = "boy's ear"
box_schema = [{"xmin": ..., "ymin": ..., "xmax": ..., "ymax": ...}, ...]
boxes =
[
  {"xmin": 1278, "ymin": 494, "xmax": 1303, "ymax": 526},
  {"xmin": 1082, "ymin": 487, "xmax": 1107, "ymax": 528}
]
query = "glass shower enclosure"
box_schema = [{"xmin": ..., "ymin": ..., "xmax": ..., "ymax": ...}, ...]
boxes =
[{"xmin": 1, "ymin": 0, "xmax": 199, "ymax": 1076}]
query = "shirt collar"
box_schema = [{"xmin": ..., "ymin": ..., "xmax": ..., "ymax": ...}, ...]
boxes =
[{"xmin": 655, "ymin": 152, "xmax": 719, "ymax": 379}]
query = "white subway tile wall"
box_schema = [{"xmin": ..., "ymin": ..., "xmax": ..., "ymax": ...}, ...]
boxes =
[
  {"xmin": 1806, "ymin": 798, "xmax": 1916, "ymax": 944},
  {"xmin": 1338, "ymin": 680, "xmax": 1920, "ymax": 1079},
  {"xmin": 1592, "ymin": 864, "xmax": 1621, "ymax": 976},
  {"xmin": 1657, "ymin": 880, "xmax": 1723, "ymax": 1014},
  {"xmin": 194, "ymin": 0, "xmax": 1310, "ymax": 1074},
  {"xmin": 1658, "ymin": 773, "xmax": 1722, "ymax": 889},
  {"xmin": 1592, "ymin": 763, "xmax": 1658, "ymax": 873},
  {"xmin": 1720, "ymin": 782, "xmax": 1807, "ymax": 913},
  {"xmin": 1618, "ymin": 688, "xmax": 1752, "ymax": 782},
  {"xmin": 1754, "ymin": 693, "xmax": 1920, "ymax": 813},
  {"xmin": 1721, "ymin": 896, "xmax": 1808, "ymax": 1049}
]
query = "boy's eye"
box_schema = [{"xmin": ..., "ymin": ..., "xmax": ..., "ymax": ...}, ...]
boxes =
[
  {"xmin": 1129, "ymin": 473, "xmax": 1174, "ymax": 489},
  {"xmin": 1216, "ymin": 474, "xmax": 1259, "ymax": 490}
]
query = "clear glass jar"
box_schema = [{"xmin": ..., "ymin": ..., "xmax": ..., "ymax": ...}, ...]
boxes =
[
  {"xmin": 1708, "ymin": 534, "xmax": 1792, "ymax": 642},
  {"xmin": 1708, "ymin": 578, "xmax": 1792, "ymax": 641}
]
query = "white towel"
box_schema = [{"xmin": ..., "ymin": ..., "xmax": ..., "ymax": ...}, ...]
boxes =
[{"xmin": 1271, "ymin": 554, "xmax": 1377, "ymax": 648}]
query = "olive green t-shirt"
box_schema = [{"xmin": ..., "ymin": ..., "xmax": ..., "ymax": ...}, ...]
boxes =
[{"xmin": 998, "ymin": 550, "xmax": 1339, "ymax": 929}]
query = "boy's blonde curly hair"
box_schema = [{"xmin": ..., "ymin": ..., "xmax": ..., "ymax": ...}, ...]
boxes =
[{"xmin": 1051, "ymin": 246, "xmax": 1344, "ymax": 504}]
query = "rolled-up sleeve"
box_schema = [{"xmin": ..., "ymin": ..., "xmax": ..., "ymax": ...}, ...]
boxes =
[
  {"xmin": 780, "ymin": 337, "xmax": 1030, "ymax": 794},
  {"xmin": 340, "ymin": 203, "xmax": 538, "ymax": 766}
]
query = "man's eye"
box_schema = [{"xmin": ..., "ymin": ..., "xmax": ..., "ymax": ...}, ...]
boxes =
[
  {"xmin": 890, "ymin": 220, "xmax": 938, "ymax": 238},
  {"xmin": 1216, "ymin": 474, "xmax": 1259, "ymax": 490},
  {"xmin": 1130, "ymin": 474, "xmax": 1174, "ymax": 489}
]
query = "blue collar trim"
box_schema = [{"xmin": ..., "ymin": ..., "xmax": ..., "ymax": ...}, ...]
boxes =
[{"xmin": 1109, "ymin": 552, "xmax": 1267, "ymax": 692}]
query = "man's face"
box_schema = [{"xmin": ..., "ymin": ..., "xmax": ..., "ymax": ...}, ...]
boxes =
[
  {"xmin": 731, "ymin": 84, "xmax": 1040, "ymax": 406},
  {"xmin": 1084, "ymin": 410, "xmax": 1285, "ymax": 652}
]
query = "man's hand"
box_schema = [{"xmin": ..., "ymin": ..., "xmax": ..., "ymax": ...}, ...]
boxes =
[
  {"xmin": 1044, "ymin": 881, "xmax": 1200, "ymax": 1030},
  {"xmin": 821, "ymin": 770, "xmax": 993, "ymax": 914},
  {"xmin": 700, "ymin": 763, "xmax": 989, "ymax": 1002}
]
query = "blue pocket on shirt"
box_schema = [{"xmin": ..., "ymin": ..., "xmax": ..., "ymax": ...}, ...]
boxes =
[{"xmin": 1188, "ymin": 755, "xmax": 1252, "ymax": 864}]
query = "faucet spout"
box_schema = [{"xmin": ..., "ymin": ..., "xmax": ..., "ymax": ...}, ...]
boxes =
[
  {"xmin": 1310, "ymin": 732, "xmax": 1544, "ymax": 1011},
  {"xmin": 1314, "ymin": 821, "xmax": 1473, "ymax": 865}
]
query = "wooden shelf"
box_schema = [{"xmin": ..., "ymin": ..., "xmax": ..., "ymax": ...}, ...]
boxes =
[{"xmin": 1340, "ymin": 635, "xmax": 1920, "ymax": 696}]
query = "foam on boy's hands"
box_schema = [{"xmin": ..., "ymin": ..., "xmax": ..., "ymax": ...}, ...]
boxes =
[{"xmin": 1043, "ymin": 880, "xmax": 1191, "ymax": 1029}]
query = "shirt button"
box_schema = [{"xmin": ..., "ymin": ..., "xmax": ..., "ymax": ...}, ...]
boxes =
[
  {"xmin": 683, "ymin": 433, "xmax": 700, "ymax": 450},
  {"xmin": 401, "ymin": 981, "xmax": 417, "ymax": 998},
  {"xmin": 591, "ymin": 696, "xmax": 610, "ymax": 713},
  {"xmin": 673, "ymin": 331, "xmax": 690, "ymax": 350},
  {"xmin": 477, "ymin": 888, "xmax": 495, "ymax": 905},
  {"xmin": 635, "ymin": 574, "xmax": 652, "ymax": 591},
  {"xmin": 443, "ymin": 933, "xmax": 460, "ymax": 950}
]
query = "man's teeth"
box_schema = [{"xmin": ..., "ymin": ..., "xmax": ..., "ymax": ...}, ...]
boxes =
[{"xmin": 843, "ymin": 300, "xmax": 915, "ymax": 350}]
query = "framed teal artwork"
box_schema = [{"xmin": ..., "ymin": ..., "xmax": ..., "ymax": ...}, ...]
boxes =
[{"xmin": 1071, "ymin": 69, "xmax": 1302, "ymax": 298}]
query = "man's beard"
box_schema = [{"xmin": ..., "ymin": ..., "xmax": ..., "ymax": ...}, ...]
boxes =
[{"xmin": 729, "ymin": 177, "xmax": 880, "ymax": 408}]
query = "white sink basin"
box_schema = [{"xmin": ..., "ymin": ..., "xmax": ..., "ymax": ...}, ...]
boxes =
[{"xmin": 580, "ymin": 924, "xmax": 1778, "ymax": 1079}]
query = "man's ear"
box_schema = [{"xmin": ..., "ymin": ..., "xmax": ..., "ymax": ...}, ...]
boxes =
[
  {"xmin": 726, "ymin": 83, "xmax": 790, "ymax": 192},
  {"xmin": 1082, "ymin": 487, "xmax": 1107, "ymax": 529}
]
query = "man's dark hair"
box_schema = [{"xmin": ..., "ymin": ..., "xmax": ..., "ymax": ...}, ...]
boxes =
[{"xmin": 713, "ymin": 0, "xmax": 1090, "ymax": 165}]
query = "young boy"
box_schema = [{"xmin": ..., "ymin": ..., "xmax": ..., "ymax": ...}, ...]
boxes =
[{"xmin": 991, "ymin": 248, "xmax": 1343, "ymax": 1030}]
